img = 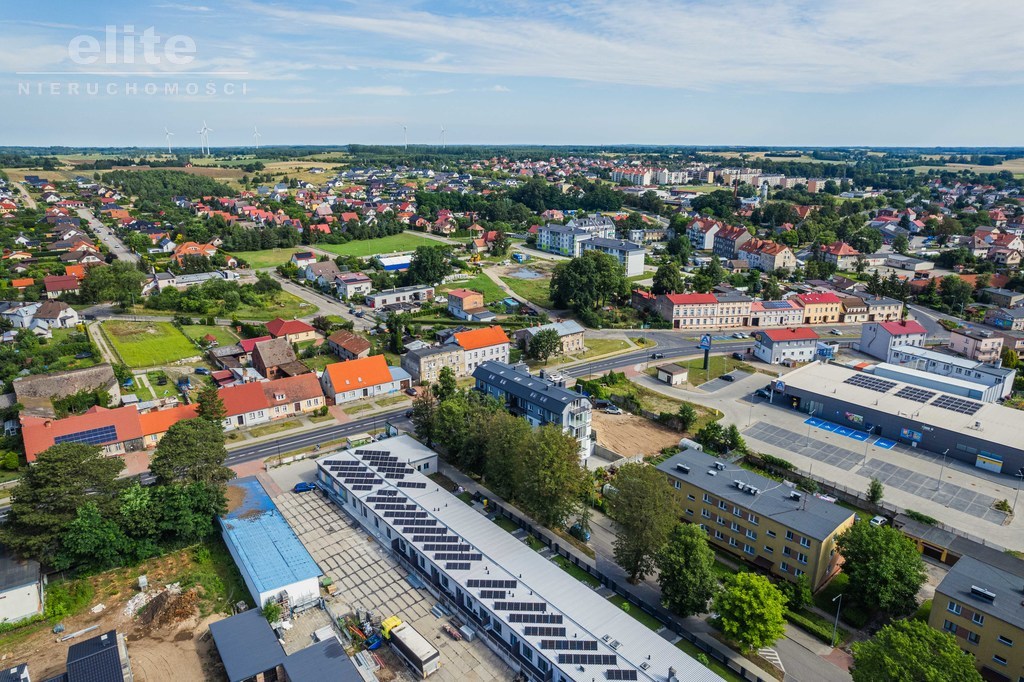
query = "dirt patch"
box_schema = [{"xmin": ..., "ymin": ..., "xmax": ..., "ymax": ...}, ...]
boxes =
[
  {"xmin": 225, "ymin": 484, "xmax": 246, "ymax": 513},
  {"xmin": 591, "ymin": 411, "xmax": 681, "ymax": 457}
]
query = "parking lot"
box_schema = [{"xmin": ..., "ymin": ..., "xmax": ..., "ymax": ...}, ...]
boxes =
[{"xmin": 270, "ymin": 469, "xmax": 514, "ymax": 682}]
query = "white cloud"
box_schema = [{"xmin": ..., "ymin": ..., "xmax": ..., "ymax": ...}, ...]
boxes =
[
  {"xmin": 344, "ymin": 85, "xmax": 411, "ymax": 96},
  {"xmin": 424, "ymin": 88, "xmax": 455, "ymax": 95},
  {"xmin": 487, "ymin": 85, "xmax": 510, "ymax": 92},
  {"xmin": 238, "ymin": 0, "xmax": 1024, "ymax": 92}
]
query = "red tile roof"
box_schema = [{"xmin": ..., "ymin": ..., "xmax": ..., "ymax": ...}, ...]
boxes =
[
  {"xmin": 796, "ymin": 292, "xmax": 841, "ymax": 305},
  {"xmin": 266, "ymin": 318, "xmax": 315, "ymax": 338},
  {"xmin": 446, "ymin": 289, "xmax": 481, "ymax": 300},
  {"xmin": 21, "ymin": 406, "xmax": 144, "ymax": 462},
  {"xmin": 665, "ymin": 293, "xmax": 717, "ymax": 305},
  {"xmin": 218, "ymin": 382, "xmax": 270, "ymax": 417},
  {"xmin": 453, "ymin": 325, "xmax": 510, "ymax": 350},
  {"xmin": 262, "ymin": 374, "xmax": 324, "ymax": 406},
  {"xmin": 324, "ymin": 355, "xmax": 393, "ymax": 391},
  {"xmin": 821, "ymin": 241, "xmax": 860, "ymax": 257},
  {"xmin": 878, "ymin": 320, "xmax": 927, "ymax": 335},
  {"xmin": 43, "ymin": 274, "xmax": 80, "ymax": 293},
  {"xmin": 239, "ymin": 336, "xmax": 272, "ymax": 353},
  {"xmin": 761, "ymin": 327, "xmax": 819, "ymax": 342}
]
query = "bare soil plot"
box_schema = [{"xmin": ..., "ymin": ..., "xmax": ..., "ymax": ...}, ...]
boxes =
[{"xmin": 591, "ymin": 410, "xmax": 681, "ymax": 457}]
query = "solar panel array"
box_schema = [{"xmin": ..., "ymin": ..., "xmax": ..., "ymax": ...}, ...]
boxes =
[
  {"xmin": 894, "ymin": 386, "xmax": 936, "ymax": 403},
  {"xmin": 931, "ymin": 395, "xmax": 983, "ymax": 415},
  {"xmin": 524, "ymin": 626, "xmax": 566, "ymax": 637},
  {"xmin": 540, "ymin": 639, "xmax": 597, "ymax": 650},
  {"xmin": 398, "ymin": 481, "xmax": 427, "ymax": 489},
  {"xmin": 558, "ymin": 654, "xmax": 617, "ymax": 666},
  {"xmin": 843, "ymin": 374, "xmax": 897, "ymax": 393},
  {"xmin": 606, "ymin": 670, "xmax": 638, "ymax": 680},
  {"xmin": 493, "ymin": 601, "xmax": 546, "ymax": 612},
  {"xmin": 54, "ymin": 424, "xmax": 118, "ymax": 446},
  {"xmin": 760, "ymin": 300, "xmax": 792, "ymax": 309},
  {"xmin": 468, "ymin": 579, "xmax": 517, "ymax": 589},
  {"xmin": 478, "ymin": 590, "xmax": 506, "ymax": 599},
  {"xmin": 445, "ymin": 562, "xmax": 471, "ymax": 571},
  {"xmin": 508, "ymin": 613, "xmax": 563, "ymax": 624}
]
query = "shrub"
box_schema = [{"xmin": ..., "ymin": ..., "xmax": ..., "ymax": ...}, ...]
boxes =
[
  {"xmin": 905, "ymin": 509, "xmax": 938, "ymax": 525},
  {"xmin": 785, "ymin": 609, "xmax": 838, "ymax": 645},
  {"xmin": 994, "ymin": 499, "xmax": 1012, "ymax": 514},
  {"xmin": 262, "ymin": 601, "xmax": 283, "ymax": 623},
  {"xmin": 696, "ymin": 653, "xmax": 710, "ymax": 667},
  {"xmin": 759, "ymin": 453, "xmax": 795, "ymax": 471},
  {"xmin": 44, "ymin": 580, "xmax": 95, "ymax": 623}
]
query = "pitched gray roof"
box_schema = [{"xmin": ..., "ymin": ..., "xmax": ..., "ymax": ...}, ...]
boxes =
[
  {"xmin": 472, "ymin": 361, "xmax": 585, "ymax": 414},
  {"xmin": 0, "ymin": 546, "xmax": 39, "ymax": 591},
  {"xmin": 209, "ymin": 610, "xmax": 286, "ymax": 682},
  {"xmin": 252, "ymin": 338, "xmax": 297, "ymax": 369},
  {"xmin": 935, "ymin": 555, "xmax": 1024, "ymax": 630},
  {"xmin": 656, "ymin": 450, "xmax": 855, "ymax": 541}
]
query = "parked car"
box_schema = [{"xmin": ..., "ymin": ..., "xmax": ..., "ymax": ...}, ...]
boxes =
[
  {"xmin": 593, "ymin": 399, "xmax": 611, "ymax": 408},
  {"xmin": 830, "ymin": 329, "xmax": 843, "ymax": 335},
  {"xmin": 732, "ymin": 332, "xmax": 745, "ymax": 339},
  {"xmin": 569, "ymin": 522, "xmax": 591, "ymax": 542},
  {"xmin": 293, "ymin": 482, "xmax": 317, "ymax": 493},
  {"xmin": 754, "ymin": 389, "xmax": 771, "ymax": 399},
  {"xmin": 869, "ymin": 515, "xmax": 888, "ymax": 527},
  {"xmin": 604, "ymin": 405, "xmax": 623, "ymax": 415},
  {"xmin": 731, "ymin": 352, "xmax": 744, "ymax": 360},
  {"xmin": 194, "ymin": 367, "xmax": 211, "ymax": 375},
  {"xmin": 405, "ymin": 409, "xmax": 414, "ymax": 418},
  {"xmin": 720, "ymin": 374, "xmax": 735, "ymax": 382},
  {"xmin": 404, "ymin": 387, "xmax": 417, "ymax": 396},
  {"xmin": 650, "ymin": 352, "xmax": 664, "ymax": 360},
  {"xmin": 348, "ymin": 308, "xmax": 357, "ymax": 314}
]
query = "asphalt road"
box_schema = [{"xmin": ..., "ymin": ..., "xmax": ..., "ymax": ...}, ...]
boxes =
[{"xmin": 76, "ymin": 208, "xmax": 139, "ymax": 263}]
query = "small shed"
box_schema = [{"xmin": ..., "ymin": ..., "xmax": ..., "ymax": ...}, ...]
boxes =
[{"xmin": 656, "ymin": 363, "xmax": 689, "ymax": 387}]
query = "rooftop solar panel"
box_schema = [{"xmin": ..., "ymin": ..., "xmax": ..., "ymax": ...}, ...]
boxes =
[
  {"xmin": 895, "ymin": 386, "xmax": 937, "ymax": 403},
  {"xmin": 843, "ymin": 374, "xmax": 897, "ymax": 393},
  {"xmin": 541, "ymin": 640, "xmax": 598, "ymax": 650},
  {"xmin": 558, "ymin": 654, "xmax": 617, "ymax": 665},
  {"xmin": 54, "ymin": 424, "xmax": 118, "ymax": 446},
  {"xmin": 606, "ymin": 670, "xmax": 638, "ymax": 680},
  {"xmin": 931, "ymin": 394, "xmax": 983, "ymax": 415},
  {"xmin": 508, "ymin": 613, "xmax": 562, "ymax": 623}
]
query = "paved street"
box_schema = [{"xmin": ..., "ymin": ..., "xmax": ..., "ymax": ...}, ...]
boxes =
[{"xmin": 76, "ymin": 208, "xmax": 139, "ymax": 262}]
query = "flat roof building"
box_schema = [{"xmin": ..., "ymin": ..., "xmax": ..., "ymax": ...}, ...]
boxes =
[
  {"xmin": 315, "ymin": 436, "xmax": 720, "ymax": 682},
  {"xmin": 219, "ymin": 477, "xmax": 321, "ymax": 609},
  {"xmin": 884, "ymin": 346, "xmax": 1015, "ymax": 402}
]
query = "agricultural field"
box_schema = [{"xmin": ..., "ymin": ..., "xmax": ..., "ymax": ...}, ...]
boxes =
[
  {"xmin": 228, "ymin": 248, "xmax": 307, "ymax": 269},
  {"xmin": 439, "ymin": 273, "xmax": 507, "ymax": 303},
  {"xmin": 101, "ymin": 321, "xmax": 200, "ymax": 367},
  {"xmin": 314, "ymin": 232, "xmax": 439, "ymax": 257}
]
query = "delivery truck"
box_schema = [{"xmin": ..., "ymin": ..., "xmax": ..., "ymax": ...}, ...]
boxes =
[{"xmin": 381, "ymin": 615, "xmax": 441, "ymax": 678}]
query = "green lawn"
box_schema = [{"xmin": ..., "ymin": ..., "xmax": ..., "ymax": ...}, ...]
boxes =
[
  {"xmin": 606, "ymin": 595, "xmax": 663, "ymax": 631},
  {"xmin": 678, "ymin": 355, "xmax": 756, "ymax": 385},
  {"xmin": 314, "ymin": 233, "xmax": 438, "ymax": 257},
  {"xmin": 575, "ymin": 338, "xmax": 630, "ymax": 360},
  {"xmin": 248, "ymin": 420, "xmax": 302, "ymax": 438},
  {"xmin": 439, "ymin": 273, "xmax": 506, "ymax": 303},
  {"xmin": 233, "ymin": 291, "xmax": 315, "ymax": 321},
  {"xmin": 127, "ymin": 382, "xmax": 154, "ymax": 403},
  {"xmin": 675, "ymin": 639, "xmax": 744, "ymax": 682},
  {"xmin": 500, "ymin": 275, "xmax": 554, "ymax": 309},
  {"xmin": 181, "ymin": 324, "xmax": 239, "ymax": 347},
  {"xmin": 342, "ymin": 403, "xmax": 373, "ymax": 415},
  {"xmin": 552, "ymin": 555, "xmax": 601, "ymax": 588},
  {"xmin": 230, "ymin": 248, "xmax": 307, "ymax": 269},
  {"xmin": 302, "ymin": 353, "xmax": 337, "ymax": 371},
  {"xmin": 102, "ymin": 321, "xmax": 199, "ymax": 367}
]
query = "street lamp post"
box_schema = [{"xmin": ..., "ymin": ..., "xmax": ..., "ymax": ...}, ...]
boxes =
[
  {"xmin": 831, "ymin": 593, "xmax": 844, "ymax": 648},
  {"xmin": 1013, "ymin": 468, "xmax": 1024, "ymax": 514},
  {"xmin": 937, "ymin": 448, "xmax": 949, "ymax": 491},
  {"xmin": 806, "ymin": 408, "xmax": 816, "ymax": 447}
]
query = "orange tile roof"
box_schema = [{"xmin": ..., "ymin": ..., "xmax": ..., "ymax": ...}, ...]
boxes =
[
  {"xmin": 10, "ymin": 278, "xmax": 33, "ymax": 288},
  {"xmin": 218, "ymin": 382, "xmax": 270, "ymax": 417},
  {"xmin": 266, "ymin": 318, "xmax": 315, "ymax": 338},
  {"xmin": 324, "ymin": 355, "xmax": 392, "ymax": 391},
  {"xmin": 453, "ymin": 325, "xmax": 510, "ymax": 350},
  {"xmin": 64, "ymin": 265, "xmax": 86, "ymax": 280},
  {"xmin": 21, "ymin": 406, "xmax": 144, "ymax": 462},
  {"xmin": 138, "ymin": 404, "xmax": 199, "ymax": 436}
]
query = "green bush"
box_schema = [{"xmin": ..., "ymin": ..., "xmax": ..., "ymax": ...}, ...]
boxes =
[
  {"xmin": 44, "ymin": 580, "xmax": 95, "ymax": 623},
  {"xmin": 785, "ymin": 608, "xmax": 845, "ymax": 645},
  {"xmin": 905, "ymin": 509, "xmax": 938, "ymax": 525},
  {"xmin": 758, "ymin": 453, "xmax": 795, "ymax": 471}
]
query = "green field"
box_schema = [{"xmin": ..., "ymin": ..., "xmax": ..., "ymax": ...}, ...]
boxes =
[
  {"xmin": 102, "ymin": 321, "xmax": 199, "ymax": 367},
  {"xmin": 314, "ymin": 233, "xmax": 439, "ymax": 257},
  {"xmin": 229, "ymin": 248, "xmax": 307, "ymax": 269},
  {"xmin": 439, "ymin": 273, "xmax": 507, "ymax": 303},
  {"xmin": 575, "ymin": 338, "xmax": 630, "ymax": 360},
  {"xmin": 678, "ymin": 355, "xmax": 756, "ymax": 385},
  {"xmin": 180, "ymin": 325, "xmax": 239, "ymax": 346},
  {"xmin": 234, "ymin": 291, "xmax": 315, "ymax": 321},
  {"xmin": 500, "ymin": 276, "xmax": 554, "ymax": 309}
]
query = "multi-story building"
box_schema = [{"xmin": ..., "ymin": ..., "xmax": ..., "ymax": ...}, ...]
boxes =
[
  {"xmin": 950, "ymin": 328, "xmax": 1004, "ymax": 364},
  {"xmin": 652, "ymin": 292, "xmax": 753, "ymax": 330},
  {"xmin": 401, "ymin": 345, "xmax": 466, "ymax": 384},
  {"xmin": 326, "ymin": 330, "xmax": 371, "ymax": 361},
  {"xmin": 858, "ymin": 319, "xmax": 928, "ymax": 361},
  {"xmin": 334, "ymin": 271, "xmax": 373, "ymax": 299},
  {"xmin": 857, "ymin": 295, "xmax": 903, "ymax": 322},
  {"xmin": 820, "ymin": 241, "xmax": 861, "ymax": 270},
  {"xmin": 985, "ymin": 307, "xmax": 1024, "ymax": 331},
  {"xmin": 320, "ymin": 355, "xmax": 410, "ymax": 404},
  {"xmin": 983, "ymin": 288, "xmax": 1024, "ymax": 308},
  {"xmin": 536, "ymin": 223, "xmax": 589, "ymax": 256},
  {"xmin": 753, "ymin": 327, "xmax": 820, "ymax": 365},
  {"xmin": 446, "ymin": 288, "xmax": 486, "ymax": 321},
  {"xmin": 881, "ymin": 346, "xmax": 1016, "ymax": 402},
  {"xmin": 512, "ymin": 320, "xmax": 586, "ymax": 356},
  {"xmin": 712, "ymin": 225, "xmax": 752, "ymax": 260},
  {"xmin": 657, "ymin": 448, "xmax": 855, "ymax": 590},
  {"xmin": 929, "ymin": 555, "xmax": 1024, "ymax": 682},
  {"xmin": 839, "ymin": 296, "xmax": 868, "ymax": 323},
  {"xmin": 565, "ymin": 215, "xmax": 616, "ymax": 236},
  {"xmin": 736, "ymin": 238, "xmax": 796, "ymax": 272},
  {"xmin": 365, "ymin": 285, "xmax": 434, "ymax": 309},
  {"xmin": 687, "ymin": 217, "xmax": 721, "ymax": 251},
  {"xmin": 749, "ymin": 299, "xmax": 804, "ymax": 328},
  {"xmin": 449, "ymin": 325, "xmax": 510, "ymax": 374},
  {"xmin": 472, "ymin": 361, "xmax": 593, "ymax": 460},
  {"xmin": 796, "ymin": 292, "xmax": 842, "ymax": 324},
  {"xmin": 579, "ymin": 237, "xmax": 645, "ymax": 277}
]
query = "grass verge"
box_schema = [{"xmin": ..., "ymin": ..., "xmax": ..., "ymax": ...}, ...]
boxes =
[
  {"xmin": 552, "ymin": 555, "xmax": 601, "ymax": 588},
  {"xmin": 606, "ymin": 595, "xmax": 663, "ymax": 631},
  {"xmin": 675, "ymin": 639, "xmax": 745, "ymax": 682}
]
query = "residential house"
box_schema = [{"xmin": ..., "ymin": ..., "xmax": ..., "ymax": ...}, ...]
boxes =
[
  {"xmin": 320, "ymin": 355, "xmax": 409, "ymax": 404},
  {"xmin": 472, "ymin": 361, "xmax": 593, "ymax": 460},
  {"xmin": 653, "ymin": 292, "xmax": 752, "ymax": 330},
  {"xmin": 535, "ymin": 223, "xmax": 589, "ymax": 257},
  {"xmin": 928, "ymin": 554, "xmax": 1024, "ymax": 682},
  {"xmin": 838, "ymin": 296, "xmax": 868, "ymax": 323},
  {"xmin": 795, "ymin": 292, "xmax": 842, "ymax": 324},
  {"xmin": 949, "ymin": 328, "xmax": 1003, "ymax": 363},
  {"xmin": 33, "ymin": 300, "xmax": 79, "ymax": 328},
  {"xmin": 290, "ymin": 251, "xmax": 317, "ymax": 268},
  {"xmin": 326, "ymin": 330, "xmax": 371, "ymax": 360},
  {"xmin": 265, "ymin": 318, "xmax": 317, "ymax": 344},
  {"xmin": 0, "ymin": 302, "xmax": 40, "ymax": 329},
  {"xmin": 219, "ymin": 382, "xmax": 271, "ymax": 431},
  {"xmin": 712, "ymin": 224, "xmax": 752, "ymax": 260},
  {"xmin": 172, "ymin": 241, "xmax": 218, "ymax": 267},
  {"xmin": 251, "ymin": 338, "xmax": 308, "ymax": 380},
  {"xmin": 449, "ymin": 325, "xmax": 511, "ymax": 373},
  {"xmin": 138, "ymin": 404, "xmax": 199, "ymax": 448},
  {"xmin": 856, "ymin": 294, "xmax": 904, "ymax": 322},
  {"xmin": 858, "ymin": 320, "xmax": 928, "ymax": 362},
  {"xmin": 401, "ymin": 345, "xmax": 466, "ymax": 384},
  {"xmin": 59, "ymin": 250, "xmax": 103, "ymax": 266},
  {"xmin": 447, "ymin": 289, "xmax": 486, "ymax": 321},
  {"xmin": 334, "ymin": 271, "xmax": 373, "ymax": 299},
  {"xmin": 0, "ymin": 547, "xmax": 44, "ymax": 623},
  {"xmin": 512, "ymin": 320, "xmax": 586, "ymax": 356},
  {"xmin": 819, "ymin": 241, "xmax": 861, "ymax": 270},
  {"xmin": 737, "ymin": 238, "xmax": 796, "ymax": 272},
  {"xmin": 42, "ymin": 274, "xmax": 80, "ymax": 299},
  {"xmin": 45, "ymin": 630, "xmax": 133, "ymax": 682},
  {"xmin": 657, "ymin": 448, "xmax": 855, "ymax": 590},
  {"xmin": 302, "ymin": 260, "xmax": 342, "ymax": 289},
  {"xmin": 262, "ymin": 374, "xmax": 325, "ymax": 421},
  {"xmin": 984, "ymin": 307, "xmax": 1024, "ymax": 331},
  {"xmin": 748, "ymin": 300, "xmax": 803, "ymax": 328},
  {"xmin": 983, "ymin": 288, "xmax": 1024, "ymax": 308},
  {"xmin": 753, "ymin": 327, "xmax": 820, "ymax": 365},
  {"xmin": 365, "ymin": 285, "xmax": 434, "ymax": 309},
  {"xmin": 20, "ymin": 405, "xmax": 144, "ymax": 462},
  {"xmin": 686, "ymin": 217, "xmax": 721, "ymax": 250}
]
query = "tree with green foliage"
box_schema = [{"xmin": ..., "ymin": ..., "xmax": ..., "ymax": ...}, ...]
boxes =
[
  {"xmin": 676, "ymin": 403, "xmax": 698, "ymax": 432},
  {"xmin": 690, "ymin": 258, "xmax": 725, "ymax": 293},
  {"xmin": 836, "ymin": 521, "xmax": 926, "ymax": 616},
  {"xmin": 763, "ymin": 275, "xmax": 783, "ymax": 300},
  {"xmin": 850, "ymin": 619, "xmax": 981, "ymax": 682},
  {"xmin": 57, "ymin": 502, "xmax": 128, "ymax": 571},
  {"xmin": 404, "ymin": 245, "xmax": 451, "ymax": 286},
  {"xmin": 432, "ymin": 366, "xmax": 458, "ymax": 402},
  {"xmin": 151, "ymin": 480, "xmax": 226, "ymax": 544},
  {"xmin": 482, "ymin": 411, "xmax": 533, "ymax": 494},
  {"xmin": 80, "ymin": 260, "xmax": 146, "ymax": 308},
  {"xmin": 150, "ymin": 418, "xmax": 233, "ymax": 486},
  {"xmin": 526, "ymin": 328, "xmax": 562, "ymax": 363},
  {"xmin": 606, "ymin": 463, "xmax": 677, "ymax": 582},
  {"xmin": 2, "ymin": 443, "xmax": 125, "ymax": 566},
  {"xmin": 713, "ymin": 573, "xmax": 788, "ymax": 652},
  {"xmin": 1001, "ymin": 346, "xmax": 1019, "ymax": 369},
  {"xmin": 664, "ymin": 235, "xmax": 691, "ymax": 265},
  {"xmin": 550, "ymin": 251, "xmax": 628, "ymax": 313},
  {"xmin": 516, "ymin": 425, "xmax": 589, "ymax": 527},
  {"xmin": 892, "ymin": 234, "xmax": 910, "ymax": 255},
  {"xmin": 656, "ymin": 524, "xmax": 718, "ymax": 617},
  {"xmin": 263, "ymin": 601, "xmax": 283, "ymax": 623},
  {"xmin": 652, "ymin": 262, "xmax": 686, "ymax": 295},
  {"xmin": 779, "ymin": 573, "xmax": 812, "ymax": 611},
  {"xmin": 411, "ymin": 387, "xmax": 439, "ymax": 446},
  {"xmin": 196, "ymin": 379, "xmax": 227, "ymax": 422},
  {"xmin": 867, "ymin": 478, "xmax": 884, "ymax": 504},
  {"xmin": 939, "ymin": 275, "xmax": 973, "ymax": 314}
]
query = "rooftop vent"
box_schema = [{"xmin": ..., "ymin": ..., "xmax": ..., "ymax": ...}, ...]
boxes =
[
  {"xmin": 971, "ymin": 586, "xmax": 996, "ymax": 602},
  {"xmin": 707, "ymin": 470, "xmax": 717, "ymax": 476},
  {"xmin": 790, "ymin": 491, "xmax": 802, "ymax": 501},
  {"xmin": 675, "ymin": 464, "xmax": 690, "ymax": 474},
  {"xmin": 714, "ymin": 461, "xmax": 726, "ymax": 471}
]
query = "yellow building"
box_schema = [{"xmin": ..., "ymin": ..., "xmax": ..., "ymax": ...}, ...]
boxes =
[
  {"xmin": 657, "ymin": 449, "xmax": 855, "ymax": 590},
  {"xmin": 796, "ymin": 292, "xmax": 843, "ymax": 325},
  {"xmin": 930, "ymin": 555, "xmax": 1024, "ymax": 682}
]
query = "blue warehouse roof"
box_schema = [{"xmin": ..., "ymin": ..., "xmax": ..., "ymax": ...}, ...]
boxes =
[{"xmin": 220, "ymin": 477, "xmax": 321, "ymax": 596}]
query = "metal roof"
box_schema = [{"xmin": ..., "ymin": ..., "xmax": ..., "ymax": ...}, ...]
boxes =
[
  {"xmin": 316, "ymin": 438, "xmax": 720, "ymax": 682},
  {"xmin": 935, "ymin": 555, "xmax": 1024, "ymax": 631},
  {"xmin": 0, "ymin": 546, "xmax": 39, "ymax": 592},
  {"xmin": 472, "ymin": 361, "xmax": 587, "ymax": 414},
  {"xmin": 64, "ymin": 631, "xmax": 124, "ymax": 682},
  {"xmin": 209, "ymin": 609, "xmax": 287, "ymax": 682},
  {"xmin": 219, "ymin": 477, "xmax": 321, "ymax": 597},
  {"xmin": 655, "ymin": 451, "xmax": 855, "ymax": 541},
  {"xmin": 282, "ymin": 638, "xmax": 361, "ymax": 682}
]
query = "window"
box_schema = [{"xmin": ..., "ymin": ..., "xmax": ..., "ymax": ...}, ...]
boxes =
[
  {"xmin": 744, "ymin": 544, "xmax": 755, "ymax": 555},
  {"xmin": 703, "ymin": 494, "xmax": 712, "ymax": 503},
  {"xmin": 783, "ymin": 547, "xmax": 792, "ymax": 557},
  {"xmin": 685, "ymin": 508, "xmax": 693, "ymax": 516},
  {"xmin": 797, "ymin": 553, "xmax": 809, "ymax": 565},
  {"xmin": 699, "ymin": 524, "xmax": 708, "ymax": 532},
  {"xmin": 766, "ymin": 530, "xmax": 777, "ymax": 538},
  {"xmin": 746, "ymin": 529, "xmax": 757, "ymax": 540},
  {"xmin": 780, "ymin": 562, "xmax": 789, "ymax": 573},
  {"xmin": 998, "ymin": 635, "xmax": 1013, "ymax": 647},
  {"xmin": 733, "ymin": 506, "xmax": 743, "ymax": 517},
  {"xmin": 785, "ymin": 530, "xmax": 795, "ymax": 541},
  {"xmin": 764, "ymin": 546, "xmax": 774, "ymax": 554},
  {"xmin": 718, "ymin": 501, "xmax": 728, "ymax": 511},
  {"xmin": 993, "ymin": 655, "xmax": 1007, "ymax": 666},
  {"xmin": 702, "ymin": 509, "xmax": 711, "ymax": 519},
  {"xmin": 728, "ymin": 537, "xmax": 738, "ymax": 548},
  {"xmin": 717, "ymin": 516, "xmax": 726, "ymax": 526},
  {"xmin": 943, "ymin": 620, "xmax": 957, "ymax": 634},
  {"xmin": 794, "ymin": 569, "xmax": 804, "ymax": 577},
  {"xmin": 687, "ymin": 494, "xmax": 696, "ymax": 501},
  {"xmin": 714, "ymin": 530, "xmax": 724, "ymax": 540},
  {"xmin": 730, "ymin": 522, "xmax": 740, "ymax": 532},
  {"xmin": 748, "ymin": 513, "xmax": 759, "ymax": 525},
  {"xmin": 973, "ymin": 613, "xmax": 985, "ymax": 626},
  {"xmin": 800, "ymin": 537, "xmax": 811, "ymax": 548},
  {"xmin": 967, "ymin": 631, "xmax": 980, "ymax": 645},
  {"xmin": 673, "ymin": 481, "xmax": 680, "ymax": 490},
  {"xmin": 948, "ymin": 601, "xmax": 962, "ymax": 615}
]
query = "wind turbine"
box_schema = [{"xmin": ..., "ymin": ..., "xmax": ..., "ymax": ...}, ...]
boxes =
[
  {"xmin": 253, "ymin": 126, "xmax": 262, "ymax": 150},
  {"xmin": 164, "ymin": 127, "xmax": 174, "ymax": 154},
  {"xmin": 440, "ymin": 124, "xmax": 446, "ymax": 149},
  {"xmin": 197, "ymin": 121, "xmax": 212, "ymax": 155}
]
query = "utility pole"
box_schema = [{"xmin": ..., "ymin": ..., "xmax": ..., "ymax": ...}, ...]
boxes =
[
  {"xmin": 1013, "ymin": 468, "xmax": 1024, "ymax": 514},
  {"xmin": 937, "ymin": 448, "xmax": 949, "ymax": 491},
  {"xmin": 831, "ymin": 593, "xmax": 844, "ymax": 648}
]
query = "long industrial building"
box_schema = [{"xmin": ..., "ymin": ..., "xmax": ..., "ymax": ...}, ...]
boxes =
[
  {"xmin": 779, "ymin": 362, "xmax": 1023, "ymax": 476},
  {"xmin": 315, "ymin": 436, "xmax": 719, "ymax": 682}
]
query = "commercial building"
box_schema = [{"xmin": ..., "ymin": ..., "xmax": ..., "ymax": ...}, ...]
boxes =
[
  {"xmin": 929, "ymin": 554, "xmax": 1024, "ymax": 682},
  {"xmin": 858, "ymin": 319, "xmax": 928, "ymax": 361},
  {"xmin": 374, "ymin": 254, "xmax": 412, "ymax": 272},
  {"xmin": 749, "ymin": 300, "xmax": 803, "ymax": 328},
  {"xmin": 0, "ymin": 547, "xmax": 44, "ymax": 624},
  {"xmin": 949, "ymin": 328, "xmax": 1004, "ymax": 364},
  {"xmin": 778, "ymin": 362, "xmax": 1024, "ymax": 475},
  {"xmin": 366, "ymin": 285, "xmax": 434, "ymax": 309},
  {"xmin": 579, "ymin": 237, "xmax": 645, "ymax": 277},
  {"xmin": 887, "ymin": 346, "xmax": 1015, "ymax": 401},
  {"xmin": 402, "ymin": 345, "xmax": 466, "ymax": 384},
  {"xmin": 314, "ymin": 437, "xmax": 716, "ymax": 682},
  {"xmin": 472, "ymin": 361, "xmax": 593, "ymax": 460},
  {"xmin": 220, "ymin": 477, "xmax": 321, "ymax": 609},
  {"xmin": 652, "ymin": 292, "xmax": 753, "ymax": 330},
  {"xmin": 656, "ymin": 448, "xmax": 855, "ymax": 591},
  {"xmin": 450, "ymin": 326, "xmax": 511, "ymax": 374},
  {"xmin": 752, "ymin": 327, "xmax": 820, "ymax": 365},
  {"xmin": 512, "ymin": 320, "xmax": 586, "ymax": 357},
  {"xmin": 795, "ymin": 292, "xmax": 842, "ymax": 324},
  {"xmin": 320, "ymin": 355, "xmax": 410, "ymax": 404}
]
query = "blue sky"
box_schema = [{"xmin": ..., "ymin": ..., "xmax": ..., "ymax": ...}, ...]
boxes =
[{"xmin": 4, "ymin": 1, "xmax": 1024, "ymax": 148}]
